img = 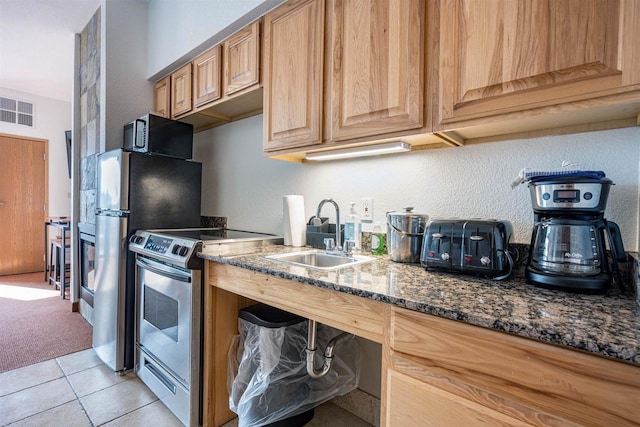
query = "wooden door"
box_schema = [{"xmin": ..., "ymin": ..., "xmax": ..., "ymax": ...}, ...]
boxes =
[
  {"xmin": 193, "ymin": 45, "xmax": 222, "ymax": 108},
  {"xmin": 327, "ymin": 0, "xmax": 425, "ymax": 142},
  {"xmin": 0, "ymin": 135, "xmax": 46, "ymax": 275},
  {"xmin": 171, "ymin": 63, "xmax": 192, "ymax": 118},
  {"xmin": 223, "ymin": 21, "xmax": 261, "ymax": 96},
  {"xmin": 439, "ymin": 0, "xmax": 640, "ymax": 126},
  {"xmin": 263, "ymin": 0, "xmax": 325, "ymax": 151},
  {"xmin": 153, "ymin": 76, "xmax": 170, "ymax": 118}
]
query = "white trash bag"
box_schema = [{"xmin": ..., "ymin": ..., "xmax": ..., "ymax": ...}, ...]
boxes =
[{"xmin": 228, "ymin": 318, "xmax": 361, "ymax": 427}]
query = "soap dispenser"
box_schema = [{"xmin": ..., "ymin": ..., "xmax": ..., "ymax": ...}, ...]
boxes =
[
  {"xmin": 343, "ymin": 202, "xmax": 362, "ymax": 251},
  {"xmin": 371, "ymin": 222, "xmax": 387, "ymax": 256}
]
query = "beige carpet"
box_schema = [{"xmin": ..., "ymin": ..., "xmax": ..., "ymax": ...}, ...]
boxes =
[{"xmin": 0, "ymin": 272, "xmax": 92, "ymax": 373}]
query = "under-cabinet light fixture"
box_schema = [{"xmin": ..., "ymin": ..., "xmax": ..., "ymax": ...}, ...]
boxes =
[{"xmin": 304, "ymin": 141, "xmax": 411, "ymax": 161}]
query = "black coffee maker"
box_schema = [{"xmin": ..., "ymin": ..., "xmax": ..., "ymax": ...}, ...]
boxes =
[{"xmin": 525, "ymin": 176, "xmax": 626, "ymax": 293}]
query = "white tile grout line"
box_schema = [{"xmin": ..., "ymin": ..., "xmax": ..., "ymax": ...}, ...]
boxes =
[
  {"xmin": 55, "ymin": 357, "xmax": 162, "ymax": 427},
  {"xmin": 0, "ymin": 355, "xmax": 141, "ymax": 427},
  {"xmin": 0, "ymin": 377, "xmax": 76, "ymax": 427},
  {"xmin": 57, "ymin": 357, "xmax": 96, "ymax": 427},
  {"xmin": 96, "ymin": 401, "xmax": 162, "ymax": 427}
]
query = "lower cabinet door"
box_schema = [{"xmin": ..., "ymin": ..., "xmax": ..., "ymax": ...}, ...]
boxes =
[{"xmin": 386, "ymin": 369, "xmax": 532, "ymax": 427}]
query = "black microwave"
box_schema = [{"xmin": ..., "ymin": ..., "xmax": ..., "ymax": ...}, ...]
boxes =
[{"xmin": 123, "ymin": 113, "xmax": 194, "ymax": 159}]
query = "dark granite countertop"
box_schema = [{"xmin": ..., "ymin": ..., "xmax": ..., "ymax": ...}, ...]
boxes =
[{"xmin": 199, "ymin": 246, "xmax": 640, "ymax": 366}]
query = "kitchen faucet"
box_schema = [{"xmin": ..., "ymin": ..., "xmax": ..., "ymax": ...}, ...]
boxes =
[{"xmin": 315, "ymin": 198, "xmax": 354, "ymax": 256}]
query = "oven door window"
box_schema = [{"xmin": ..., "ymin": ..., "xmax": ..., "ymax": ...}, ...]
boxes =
[{"xmin": 143, "ymin": 286, "xmax": 179, "ymax": 342}]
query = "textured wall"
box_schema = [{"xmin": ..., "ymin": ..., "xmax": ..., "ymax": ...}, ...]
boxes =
[
  {"xmin": 78, "ymin": 8, "xmax": 101, "ymax": 225},
  {"xmin": 194, "ymin": 115, "xmax": 640, "ymax": 252}
]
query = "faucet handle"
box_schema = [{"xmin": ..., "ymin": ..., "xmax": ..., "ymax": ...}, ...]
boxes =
[
  {"xmin": 323, "ymin": 238, "xmax": 335, "ymax": 251},
  {"xmin": 343, "ymin": 240, "xmax": 356, "ymax": 255}
]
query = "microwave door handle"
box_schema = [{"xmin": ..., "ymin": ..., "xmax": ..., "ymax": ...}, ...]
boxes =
[{"xmin": 135, "ymin": 118, "xmax": 146, "ymax": 148}]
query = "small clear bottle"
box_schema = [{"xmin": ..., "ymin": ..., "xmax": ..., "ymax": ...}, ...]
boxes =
[
  {"xmin": 371, "ymin": 221, "xmax": 387, "ymax": 256},
  {"xmin": 343, "ymin": 202, "xmax": 362, "ymax": 251}
]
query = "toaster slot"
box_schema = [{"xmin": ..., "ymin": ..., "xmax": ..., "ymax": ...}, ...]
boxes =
[
  {"xmin": 421, "ymin": 221, "xmax": 460, "ymax": 271},
  {"xmin": 462, "ymin": 223, "xmax": 493, "ymax": 271}
]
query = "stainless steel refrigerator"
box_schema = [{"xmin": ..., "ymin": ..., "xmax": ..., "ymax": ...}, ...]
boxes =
[{"xmin": 93, "ymin": 148, "xmax": 202, "ymax": 372}]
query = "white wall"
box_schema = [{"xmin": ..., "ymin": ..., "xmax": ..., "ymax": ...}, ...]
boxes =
[
  {"xmin": 146, "ymin": 0, "xmax": 267, "ymax": 77},
  {"xmin": 193, "ymin": 115, "xmax": 640, "ymax": 252},
  {"xmin": 0, "ymin": 87, "xmax": 72, "ymax": 217},
  {"xmin": 101, "ymin": 0, "xmax": 154, "ymax": 152}
]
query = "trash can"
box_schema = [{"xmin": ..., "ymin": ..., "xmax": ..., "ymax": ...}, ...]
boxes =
[{"xmin": 228, "ymin": 304, "xmax": 361, "ymax": 427}]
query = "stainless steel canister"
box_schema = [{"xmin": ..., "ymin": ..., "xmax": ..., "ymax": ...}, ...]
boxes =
[{"xmin": 387, "ymin": 208, "xmax": 429, "ymax": 263}]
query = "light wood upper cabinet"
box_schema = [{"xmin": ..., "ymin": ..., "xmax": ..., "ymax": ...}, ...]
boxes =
[
  {"xmin": 224, "ymin": 21, "xmax": 261, "ymax": 96},
  {"xmin": 193, "ymin": 45, "xmax": 222, "ymax": 108},
  {"xmin": 171, "ymin": 63, "xmax": 192, "ymax": 118},
  {"xmin": 153, "ymin": 76, "xmax": 170, "ymax": 118},
  {"xmin": 263, "ymin": 0, "xmax": 325, "ymax": 152},
  {"xmin": 154, "ymin": 20, "xmax": 264, "ymax": 131},
  {"xmin": 326, "ymin": 0, "xmax": 425, "ymax": 142},
  {"xmin": 439, "ymin": 0, "xmax": 640, "ymax": 126}
]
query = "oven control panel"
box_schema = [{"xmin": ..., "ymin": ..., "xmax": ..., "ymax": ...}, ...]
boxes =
[
  {"xmin": 128, "ymin": 230, "xmax": 200, "ymax": 269},
  {"xmin": 144, "ymin": 236, "xmax": 174, "ymax": 254}
]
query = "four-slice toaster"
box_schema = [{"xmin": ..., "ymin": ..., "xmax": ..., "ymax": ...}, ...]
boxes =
[{"xmin": 420, "ymin": 219, "xmax": 515, "ymax": 280}]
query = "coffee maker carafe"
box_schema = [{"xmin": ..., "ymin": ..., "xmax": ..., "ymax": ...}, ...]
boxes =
[{"xmin": 525, "ymin": 176, "xmax": 626, "ymax": 293}]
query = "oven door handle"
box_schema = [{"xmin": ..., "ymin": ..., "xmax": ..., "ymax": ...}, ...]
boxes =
[{"xmin": 136, "ymin": 258, "xmax": 192, "ymax": 283}]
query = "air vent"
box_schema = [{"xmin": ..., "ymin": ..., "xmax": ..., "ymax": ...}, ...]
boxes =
[{"xmin": 0, "ymin": 97, "xmax": 34, "ymax": 127}]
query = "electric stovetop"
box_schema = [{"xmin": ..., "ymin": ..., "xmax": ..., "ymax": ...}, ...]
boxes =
[
  {"xmin": 129, "ymin": 228, "xmax": 284, "ymax": 268},
  {"xmin": 156, "ymin": 228, "xmax": 280, "ymax": 242}
]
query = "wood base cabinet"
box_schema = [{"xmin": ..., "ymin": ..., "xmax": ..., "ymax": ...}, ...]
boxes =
[
  {"xmin": 386, "ymin": 367, "xmax": 530, "ymax": 426},
  {"xmin": 384, "ymin": 307, "xmax": 640, "ymax": 426},
  {"xmin": 203, "ymin": 262, "xmax": 386, "ymax": 426},
  {"xmin": 439, "ymin": 0, "xmax": 640, "ymax": 127},
  {"xmin": 201, "ymin": 262, "xmax": 640, "ymax": 426}
]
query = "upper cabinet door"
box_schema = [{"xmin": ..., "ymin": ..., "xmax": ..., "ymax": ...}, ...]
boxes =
[
  {"xmin": 263, "ymin": 0, "xmax": 325, "ymax": 151},
  {"xmin": 439, "ymin": 0, "xmax": 640, "ymax": 126},
  {"xmin": 193, "ymin": 45, "xmax": 222, "ymax": 108},
  {"xmin": 327, "ymin": 0, "xmax": 425, "ymax": 142},
  {"xmin": 171, "ymin": 63, "xmax": 192, "ymax": 118},
  {"xmin": 154, "ymin": 76, "xmax": 170, "ymax": 118},
  {"xmin": 224, "ymin": 21, "xmax": 261, "ymax": 96}
]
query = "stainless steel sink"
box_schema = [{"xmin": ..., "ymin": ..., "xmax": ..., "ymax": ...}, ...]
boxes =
[{"xmin": 265, "ymin": 250, "xmax": 374, "ymax": 271}]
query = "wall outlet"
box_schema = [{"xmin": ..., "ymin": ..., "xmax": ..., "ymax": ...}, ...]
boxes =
[{"xmin": 361, "ymin": 198, "xmax": 373, "ymax": 220}]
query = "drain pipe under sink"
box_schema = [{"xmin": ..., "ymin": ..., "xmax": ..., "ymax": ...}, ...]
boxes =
[{"xmin": 305, "ymin": 319, "xmax": 353, "ymax": 379}]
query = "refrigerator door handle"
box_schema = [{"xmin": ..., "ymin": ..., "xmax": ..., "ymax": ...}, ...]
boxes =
[{"xmin": 96, "ymin": 209, "xmax": 129, "ymax": 217}]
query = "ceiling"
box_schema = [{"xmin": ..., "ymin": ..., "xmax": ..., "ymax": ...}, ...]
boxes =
[{"xmin": 0, "ymin": 0, "xmax": 101, "ymax": 102}]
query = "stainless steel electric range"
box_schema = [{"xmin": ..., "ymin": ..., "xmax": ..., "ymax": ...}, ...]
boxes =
[{"xmin": 128, "ymin": 228, "xmax": 282, "ymax": 427}]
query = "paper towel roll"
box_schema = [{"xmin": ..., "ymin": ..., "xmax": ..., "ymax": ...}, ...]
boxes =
[{"xmin": 283, "ymin": 195, "xmax": 306, "ymax": 247}]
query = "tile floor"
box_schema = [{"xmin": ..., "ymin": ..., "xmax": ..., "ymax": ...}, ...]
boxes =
[{"xmin": 0, "ymin": 349, "xmax": 372, "ymax": 427}]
